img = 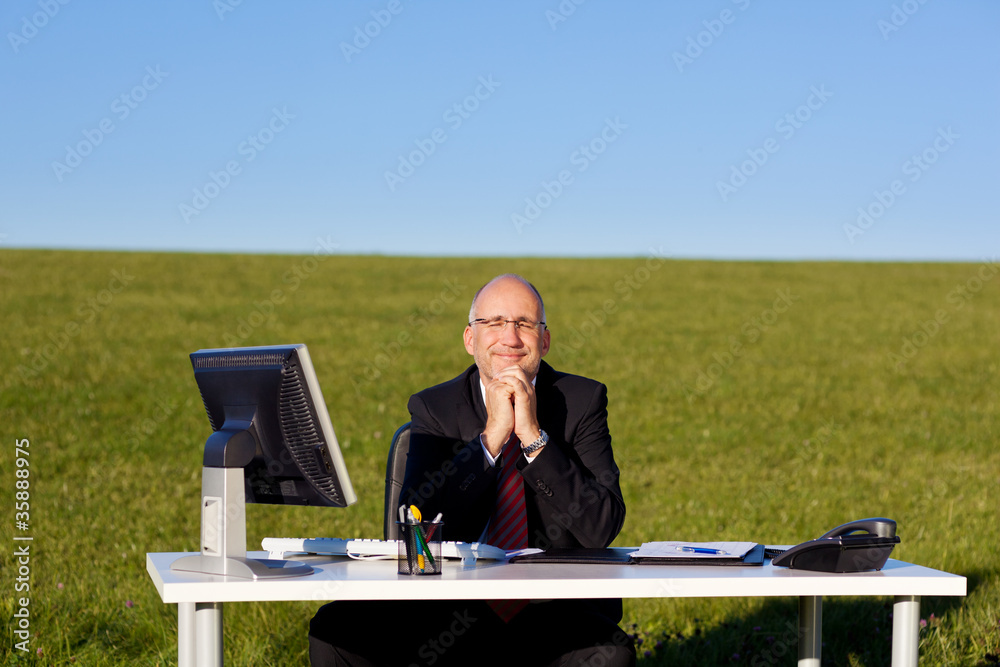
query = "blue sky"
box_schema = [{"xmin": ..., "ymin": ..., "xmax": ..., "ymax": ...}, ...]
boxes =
[{"xmin": 3, "ymin": 1, "xmax": 997, "ymax": 260}]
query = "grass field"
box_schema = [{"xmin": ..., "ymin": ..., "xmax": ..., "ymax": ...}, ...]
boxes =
[{"xmin": 1, "ymin": 248, "xmax": 998, "ymax": 666}]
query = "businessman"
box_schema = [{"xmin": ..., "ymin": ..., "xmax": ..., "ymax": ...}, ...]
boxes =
[{"xmin": 309, "ymin": 274, "xmax": 634, "ymax": 666}]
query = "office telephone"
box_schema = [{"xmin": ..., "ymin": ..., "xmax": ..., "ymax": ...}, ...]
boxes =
[{"xmin": 771, "ymin": 518, "xmax": 900, "ymax": 573}]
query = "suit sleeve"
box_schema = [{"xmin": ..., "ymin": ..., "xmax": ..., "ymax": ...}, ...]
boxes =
[
  {"xmin": 517, "ymin": 382, "xmax": 626, "ymax": 548},
  {"xmin": 400, "ymin": 393, "xmax": 499, "ymax": 543}
]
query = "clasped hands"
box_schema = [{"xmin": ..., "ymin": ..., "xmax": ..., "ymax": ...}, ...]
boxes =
[{"xmin": 481, "ymin": 366, "xmax": 542, "ymax": 459}]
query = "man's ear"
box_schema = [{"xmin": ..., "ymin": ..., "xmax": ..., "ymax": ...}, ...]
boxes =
[
  {"xmin": 463, "ymin": 326, "xmax": 475, "ymax": 356},
  {"xmin": 540, "ymin": 328, "xmax": 550, "ymax": 357}
]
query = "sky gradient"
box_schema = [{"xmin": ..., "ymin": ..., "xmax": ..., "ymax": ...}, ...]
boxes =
[{"xmin": 4, "ymin": 1, "xmax": 997, "ymax": 260}]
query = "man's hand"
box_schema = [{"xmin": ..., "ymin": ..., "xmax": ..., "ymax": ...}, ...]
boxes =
[
  {"xmin": 481, "ymin": 378, "xmax": 515, "ymax": 458},
  {"xmin": 481, "ymin": 366, "xmax": 541, "ymax": 458}
]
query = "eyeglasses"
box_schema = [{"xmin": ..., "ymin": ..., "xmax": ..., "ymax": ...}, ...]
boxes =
[{"xmin": 468, "ymin": 318, "xmax": 546, "ymax": 336}]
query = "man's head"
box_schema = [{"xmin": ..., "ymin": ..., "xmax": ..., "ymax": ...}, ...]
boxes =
[{"xmin": 464, "ymin": 274, "xmax": 550, "ymax": 382}]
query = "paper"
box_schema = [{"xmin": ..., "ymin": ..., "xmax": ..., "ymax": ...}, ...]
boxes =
[
  {"xmin": 629, "ymin": 541, "xmax": 757, "ymax": 559},
  {"xmin": 506, "ymin": 547, "xmax": 544, "ymax": 559}
]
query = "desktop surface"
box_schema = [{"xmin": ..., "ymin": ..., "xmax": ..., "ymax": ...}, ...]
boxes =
[{"xmin": 147, "ymin": 550, "xmax": 966, "ymax": 604}]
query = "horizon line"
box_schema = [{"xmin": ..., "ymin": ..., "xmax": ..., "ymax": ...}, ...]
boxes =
[{"xmin": 1, "ymin": 244, "xmax": 997, "ymax": 266}]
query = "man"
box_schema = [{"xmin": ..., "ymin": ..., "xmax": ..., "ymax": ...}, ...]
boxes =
[{"xmin": 310, "ymin": 274, "xmax": 634, "ymax": 666}]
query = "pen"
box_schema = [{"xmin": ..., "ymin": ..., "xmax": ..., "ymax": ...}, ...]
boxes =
[
  {"xmin": 675, "ymin": 546, "xmax": 729, "ymax": 555},
  {"xmin": 407, "ymin": 506, "xmax": 436, "ymax": 571},
  {"xmin": 425, "ymin": 513, "xmax": 444, "ymax": 541},
  {"xmin": 407, "ymin": 508, "xmax": 425, "ymax": 572},
  {"xmin": 399, "ymin": 505, "xmax": 416, "ymax": 570}
]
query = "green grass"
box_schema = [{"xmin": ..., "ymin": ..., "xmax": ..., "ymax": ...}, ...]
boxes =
[{"xmin": 1, "ymin": 249, "xmax": 998, "ymax": 666}]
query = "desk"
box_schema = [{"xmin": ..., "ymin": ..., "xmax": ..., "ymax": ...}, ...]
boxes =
[{"xmin": 147, "ymin": 550, "xmax": 965, "ymax": 667}]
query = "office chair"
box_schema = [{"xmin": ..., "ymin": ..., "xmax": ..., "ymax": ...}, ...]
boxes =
[{"xmin": 383, "ymin": 422, "xmax": 411, "ymax": 540}]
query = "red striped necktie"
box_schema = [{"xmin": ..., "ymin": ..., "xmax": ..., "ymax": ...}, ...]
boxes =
[
  {"xmin": 487, "ymin": 438, "xmax": 528, "ymax": 550},
  {"xmin": 486, "ymin": 438, "xmax": 530, "ymax": 622}
]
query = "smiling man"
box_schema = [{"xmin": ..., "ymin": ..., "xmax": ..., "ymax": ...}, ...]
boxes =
[
  {"xmin": 309, "ymin": 274, "xmax": 633, "ymax": 667},
  {"xmin": 464, "ymin": 274, "xmax": 551, "ymax": 463},
  {"xmin": 403, "ymin": 274, "xmax": 628, "ymax": 551}
]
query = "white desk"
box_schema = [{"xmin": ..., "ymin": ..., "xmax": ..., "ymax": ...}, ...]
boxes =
[{"xmin": 147, "ymin": 550, "xmax": 965, "ymax": 667}]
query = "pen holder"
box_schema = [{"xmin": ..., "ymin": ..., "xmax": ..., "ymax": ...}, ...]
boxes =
[{"xmin": 397, "ymin": 521, "xmax": 443, "ymax": 575}]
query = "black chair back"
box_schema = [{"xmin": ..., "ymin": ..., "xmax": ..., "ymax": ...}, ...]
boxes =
[{"xmin": 383, "ymin": 422, "xmax": 411, "ymax": 540}]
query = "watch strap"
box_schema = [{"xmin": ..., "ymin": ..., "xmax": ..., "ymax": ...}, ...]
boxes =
[{"xmin": 521, "ymin": 429, "xmax": 548, "ymax": 454}]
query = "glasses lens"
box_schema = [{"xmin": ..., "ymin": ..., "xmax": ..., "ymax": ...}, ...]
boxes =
[
  {"xmin": 475, "ymin": 319, "xmax": 543, "ymax": 336},
  {"xmin": 513, "ymin": 320, "xmax": 537, "ymax": 334}
]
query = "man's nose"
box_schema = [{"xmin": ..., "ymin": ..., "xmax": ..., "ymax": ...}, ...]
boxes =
[{"xmin": 499, "ymin": 322, "xmax": 524, "ymax": 345}]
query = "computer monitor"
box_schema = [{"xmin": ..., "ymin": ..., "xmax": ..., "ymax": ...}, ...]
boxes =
[{"xmin": 171, "ymin": 344, "xmax": 356, "ymax": 579}]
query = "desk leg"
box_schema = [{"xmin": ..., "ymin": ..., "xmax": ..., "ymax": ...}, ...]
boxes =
[
  {"xmin": 892, "ymin": 595, "xmax": 920, "ymax": 667},
  {"xmin": 798, "ymin": 595, "xmax": 822, "ymax": 667},
  {"xmin": 195, "ymin": 602, "xmax": 223, "ymax": 667},
  {"xmin": 178, "ymin": 602, "xmax": 196, "ymax": 667}
]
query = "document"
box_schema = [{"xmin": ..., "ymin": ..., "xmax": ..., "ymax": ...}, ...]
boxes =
[{"xmin": 629, "ymin": 541, "xmax": 758, "ymax": 560}]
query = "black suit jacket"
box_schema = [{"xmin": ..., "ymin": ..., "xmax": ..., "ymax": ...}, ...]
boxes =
[{"xmin": 401, "ymin": 361, "xmax": 626, "ymax": 550}]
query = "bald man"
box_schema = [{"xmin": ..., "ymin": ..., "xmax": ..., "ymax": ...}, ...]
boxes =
[{"xmin": 310, "ymin": 274, "xmax": 634, "ymax": 667}]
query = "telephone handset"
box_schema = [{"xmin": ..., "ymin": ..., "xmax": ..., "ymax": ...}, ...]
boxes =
[{"xmin": 772, "ymin": 518, "xmax": 900, "ymax": 572}]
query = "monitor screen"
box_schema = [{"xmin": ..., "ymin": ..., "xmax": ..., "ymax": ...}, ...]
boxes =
[{"xmin": 190, "ymin": 344, "xmax": 357, "ymax": 508}]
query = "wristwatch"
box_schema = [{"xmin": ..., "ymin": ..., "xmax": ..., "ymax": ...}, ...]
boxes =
[{"xmin": 521, "ymin": 430, "xmax": 548, "ymax": 455}]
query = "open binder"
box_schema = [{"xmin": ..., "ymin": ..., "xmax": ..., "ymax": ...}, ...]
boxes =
[{"xmin": 509, "ymin": 543, "xmax": 765, "ymax": 566}]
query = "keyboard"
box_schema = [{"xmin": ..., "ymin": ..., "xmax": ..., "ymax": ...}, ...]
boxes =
[{"xmin": 261, "ymin": 537, "xmax": 507, "ymax": 561}]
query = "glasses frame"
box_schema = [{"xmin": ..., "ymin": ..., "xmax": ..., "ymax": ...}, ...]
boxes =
[{"xmin": 468, "ymin": 318, "xmax": 547, "ymax": 336}]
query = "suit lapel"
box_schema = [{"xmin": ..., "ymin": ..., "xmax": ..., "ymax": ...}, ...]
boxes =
[
  {"xmin": 465, "ymin": 366, "xmax": 488, "ymax": 427},
  {"xmin": 534, "ymin": 360, "xmax": 554, "ymax": 402}
]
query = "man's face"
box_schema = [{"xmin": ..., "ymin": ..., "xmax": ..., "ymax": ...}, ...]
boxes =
[{"xmin": 463, "ymin": 278, "xmax": 550, "ymax": 382}]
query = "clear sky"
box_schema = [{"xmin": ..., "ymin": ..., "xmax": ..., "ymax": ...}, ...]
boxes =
[{"xmin": 3, "ymin": 1, "xmax": 997, "ymax": 261}]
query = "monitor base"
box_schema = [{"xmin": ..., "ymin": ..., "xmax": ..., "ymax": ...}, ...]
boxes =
[{"xmin": 171, "ymin": 554, "xmax": 313, "ymax": 580}]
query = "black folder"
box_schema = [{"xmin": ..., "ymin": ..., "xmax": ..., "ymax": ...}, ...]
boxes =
[{"xmin": 509, "ymin": 544, "xmax": 765, "ymax": 566}]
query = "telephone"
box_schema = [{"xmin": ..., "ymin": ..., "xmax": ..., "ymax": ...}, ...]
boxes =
[{"xmin": 771, "ymin": 518, "xmax": 900, "ymax": 573}]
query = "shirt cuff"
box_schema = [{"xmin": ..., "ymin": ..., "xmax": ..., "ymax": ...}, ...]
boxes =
[{"xmin": 480, "ymin": 435, "xmax": 498, "ymax": 467}]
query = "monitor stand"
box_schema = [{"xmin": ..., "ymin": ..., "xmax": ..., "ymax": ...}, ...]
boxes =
[{"xmin": 171, "ymin": 467, "xmax": 312, "ymax": 580}]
